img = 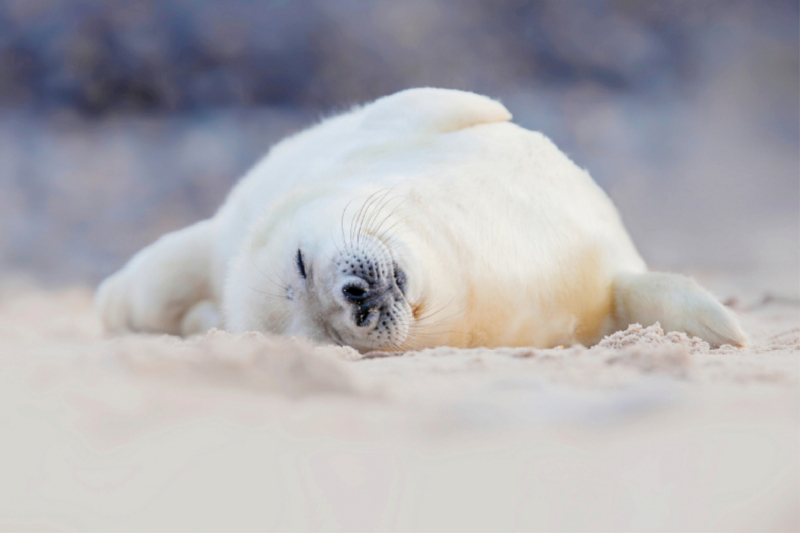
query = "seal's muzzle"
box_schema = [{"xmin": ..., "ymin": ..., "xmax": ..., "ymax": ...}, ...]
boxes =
[{"xmin": 327, "ymin": 237, "xmax": 412, "ymax": 351}]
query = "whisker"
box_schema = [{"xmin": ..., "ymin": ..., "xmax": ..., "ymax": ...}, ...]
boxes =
[
  {"xmin": 370, "ymin": 203, "xmax": 407, "ymax": 240},
  {"xmin": 372, "ymin": 218, "xmax": 408, "ymax": 247},
  {"xmin": 244, "ymin": 285, "xmax": 285, "ymax": 300},
  {"xmin": 414, "ymin": 294, "xmax": 459, "ymax": 324},
  {"xmin": 248, "ymin": 253, "xmax": 289, "ymax": 297},
  {"xmin": 341, "ymin": 196, "xmax": 361, "ymax": 254},
  {"xmin": 352, "ymin": 189, "xmax": 387, "ymax": 246},
  {"xmin": 362, "ymin": 188, "xmax": 400, "ymax": 238},
  {"xmin": 329, "ymin": 227, "xmax": 343, "ymax": 257}
]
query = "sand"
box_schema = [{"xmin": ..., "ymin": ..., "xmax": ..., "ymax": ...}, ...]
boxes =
[{"xmin": 0, "ymin": 280, "xmax": 797, "ymax": 531}]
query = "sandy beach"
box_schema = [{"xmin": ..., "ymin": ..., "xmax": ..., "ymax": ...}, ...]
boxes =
[
  {"xmin": 0, "ymin": 3, "xmax": 796, "ymax": 530},
  {"xmin": 0, "ymin": 280, "xmax": 796, "ymax": 531}
]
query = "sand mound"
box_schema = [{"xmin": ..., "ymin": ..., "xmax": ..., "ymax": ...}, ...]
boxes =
[{"xmin": 595, "ymin": 322, "xmax": 710, "ymax": 351}]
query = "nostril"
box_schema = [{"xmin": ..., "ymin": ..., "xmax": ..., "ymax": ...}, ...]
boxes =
[{"xmin": 342, "ymin": 284, "xmax": 368, "ymax": 302}]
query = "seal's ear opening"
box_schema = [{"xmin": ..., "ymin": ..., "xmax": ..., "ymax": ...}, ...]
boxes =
[
  {"xmin": 362, "ymin": 87, "xmax": 512, "ymax": 134},
  {"xmin": 613, "ymin": 272, "xmax": 748, "ymax": 348}
]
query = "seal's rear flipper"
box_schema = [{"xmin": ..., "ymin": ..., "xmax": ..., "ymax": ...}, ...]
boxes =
[
  {"xmin": 362, "ymin": 88, "xmax": 512, "ymax": 134},
  {"xmin": 613, "ymin": 272, "xmax": 748, "ymax": 348}
]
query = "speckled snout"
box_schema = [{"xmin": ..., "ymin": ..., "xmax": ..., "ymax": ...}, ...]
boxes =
[{"xmin": 330, "ymin": 238, "xmax": 411, "ymax": 350}]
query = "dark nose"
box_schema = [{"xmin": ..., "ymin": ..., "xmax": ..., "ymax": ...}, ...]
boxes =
[{"xmin": 342, "ymin": 283, "xmax": 383, "ymax": 328}]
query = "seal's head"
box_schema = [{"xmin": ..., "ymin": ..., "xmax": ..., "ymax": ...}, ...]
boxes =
[
  {"xmin": 223, "ymin": 192, "xmax": 420, "ymax": 353},
  {"xmin": 292, "ymin": 234, "xmax": 413, "ymax": 352}
]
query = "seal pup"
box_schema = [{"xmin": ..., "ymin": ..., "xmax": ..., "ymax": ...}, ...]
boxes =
[{"xmin": 97, "ymin": 88, "xmax": 747, "ymax": 351}]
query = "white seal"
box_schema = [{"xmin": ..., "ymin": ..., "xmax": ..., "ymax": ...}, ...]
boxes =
[{"xmin": 97, "ymin": 88, "xmax": 747, "ymax": 350}]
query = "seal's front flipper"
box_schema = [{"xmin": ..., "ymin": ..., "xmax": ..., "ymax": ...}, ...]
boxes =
[
  {"xmin": 613, "ymin": 272, "xmax": 747, "ymax": 348},
  {"xmin": 180, "ymin": 299, "xmax": 221, "ymax": 336},
  {"xmin": 96, "ymin": 219, "xmax": 216, "ymax": 335}
]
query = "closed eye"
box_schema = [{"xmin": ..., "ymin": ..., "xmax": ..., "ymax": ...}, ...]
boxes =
[{"xmin": 296, "ymin": 249, "xmax": 307, "ymax": 279}]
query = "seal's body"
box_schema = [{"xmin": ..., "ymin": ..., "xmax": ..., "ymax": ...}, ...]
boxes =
[{"xmin": 97, "ymin": 88, "xmax": 746, "ymax": 351}]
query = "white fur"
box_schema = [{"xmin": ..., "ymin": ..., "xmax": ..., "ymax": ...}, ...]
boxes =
[{"xmin": 96, "ymin": 88, "xmax": 746, "ymax": 350}]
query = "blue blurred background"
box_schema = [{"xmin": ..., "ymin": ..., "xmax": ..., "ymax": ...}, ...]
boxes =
[{"xmin": 0, "ymin": 0, "xmax": 797, "ymax": 296}]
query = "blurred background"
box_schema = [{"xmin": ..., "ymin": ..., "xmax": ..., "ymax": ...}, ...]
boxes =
[{"xmin": 0, "ymin": 0, "xmax": 797, "ymax": 297}]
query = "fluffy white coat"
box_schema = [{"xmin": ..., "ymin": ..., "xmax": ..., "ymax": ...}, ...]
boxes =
[{"xmin": 97, "ymin": 88, "xmax": 746, "ymax": 351}]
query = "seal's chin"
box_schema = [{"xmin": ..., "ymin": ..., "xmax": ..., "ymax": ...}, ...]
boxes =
[{"xmin": 317, "ymin": 239, "xmax": 412, "ymax": 353}]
